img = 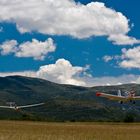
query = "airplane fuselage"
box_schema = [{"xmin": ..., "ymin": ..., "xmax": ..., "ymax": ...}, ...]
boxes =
[
  {"xmin": 9, "ymin": 106, "xmax": 19, "ymax": 110},
  {"xmin": 96, "ymin": 91, "xmax": 138, "ymax": 104}
]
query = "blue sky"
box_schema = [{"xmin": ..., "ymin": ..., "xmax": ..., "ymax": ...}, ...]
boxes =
[{"xmin": 0, "ymin": 0, "xmax": 140, "ymax": 86}]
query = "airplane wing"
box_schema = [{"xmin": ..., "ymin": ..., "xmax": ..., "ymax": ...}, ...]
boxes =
[
  {"xmin": 17, "ymin": 103, "xmax": 45, "ymax": 109},
  {"xmin": 0, "ymin": 106, "xmax": 13, "ymax": 109},
  {"xmin": 133, "ymin": 96, "xmax": 140, "ymax": 100},
  {"xmin": 96, "ymin": 92, "xmax": 126, "ymax": 101}
]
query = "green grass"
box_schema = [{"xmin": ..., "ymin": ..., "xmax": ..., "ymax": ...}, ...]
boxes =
[{"xmin": 0, "ymin": 121, "xmax": 140, "ymax": 140}]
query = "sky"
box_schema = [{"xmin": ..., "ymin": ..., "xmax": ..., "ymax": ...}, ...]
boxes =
[{"xmin": 0, "ymin": 0, "xmax": 140, "ymax": 87}]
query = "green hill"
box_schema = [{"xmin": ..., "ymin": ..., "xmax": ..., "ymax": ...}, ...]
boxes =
[{"xmin": 0, "ymin": 75, "xmax": 140, "ymax": 122}]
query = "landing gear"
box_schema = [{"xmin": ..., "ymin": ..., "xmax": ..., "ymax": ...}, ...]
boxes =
[
  {"xmin": 133, "ymin": 101, "xmax": 136, "ymax": 104},
  {"xmin": 119, "ymin": 101, "xmax": 123, "ymax": 104},
  {"xmin": 130, "ymin": 100, "xmax": 135, "ymax": 104}
]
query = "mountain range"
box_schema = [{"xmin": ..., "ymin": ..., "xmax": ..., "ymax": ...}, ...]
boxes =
[{"xmin": 0, "ymin": 76, "xmax": 140, "ymax": 122}]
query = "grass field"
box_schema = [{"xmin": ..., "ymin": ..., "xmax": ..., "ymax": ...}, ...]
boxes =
[{"xmin": 0, "ymin": 121, "xmax": 140, "ymax": 140}]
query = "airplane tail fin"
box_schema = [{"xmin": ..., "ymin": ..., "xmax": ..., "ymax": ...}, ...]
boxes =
[{"xmin": 117, "ymin": 90, "xmax": 121, "ymax": 97}]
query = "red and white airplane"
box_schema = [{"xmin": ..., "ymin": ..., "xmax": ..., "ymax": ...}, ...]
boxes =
[
  {"xmin": 96, "ymin": 90, "xmax": 140, "ymax": 104},
  {"xmin": 0, "ymin": 102, "xmax": 45, "ymax": 111}
]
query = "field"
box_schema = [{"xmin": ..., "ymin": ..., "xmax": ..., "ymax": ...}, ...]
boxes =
[{"xmin": 0, "ymin": 121, "xmax": 140, "ymax": 140}]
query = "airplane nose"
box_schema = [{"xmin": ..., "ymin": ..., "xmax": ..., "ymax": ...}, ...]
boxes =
[{"xmin": 96, "ymin": 92, "xmax": 101, "ymax": 96}]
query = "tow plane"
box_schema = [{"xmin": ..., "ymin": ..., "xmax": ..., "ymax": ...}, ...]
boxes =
[
  {"xmin": 96, "ymin": 90, "xmax": 140, "ymax": 104},
  {"xmin": 0, "ymin": 102, "xmax": 45, "ymax": 111}
]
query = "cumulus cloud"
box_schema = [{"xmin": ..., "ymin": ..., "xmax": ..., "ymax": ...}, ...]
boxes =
[
  {"xmin": 108, "ymin": 34, "xmax": 140, "ymax": 45},
  {"xmin": 0, "ymin": 40, "xmax": 18, "ymax": 55},
  {"xmin": 103, "ymin": 55, "xmax": 113, "ymax": 62},
  {"xmin": 1, "ymin": 59, "xmax": 140, "ymax": 87},
  {"xmin": 16, "ymin": 38, "xmax": 56, "ymax": 60},
  {"xmin": 36, "ymin": 59, "xmax": 140, "ymax": 86},
  {"xmin": 37, "ymin": 58, "xmax": 88, "ymax": 86},
  {"xmin": 0, "ymin": 38, "xmax": 56, "ymax": 60},
  {"xmin": 0, "ymin": 0, "xmax": 139, "ymax": 45},
  {"xmin": 102, "ymin": 46, "xmax": 140, "ymax": 69},
  {"xmin": 119, "ymin": 47, "xmax": 140, "ymax": 68}
]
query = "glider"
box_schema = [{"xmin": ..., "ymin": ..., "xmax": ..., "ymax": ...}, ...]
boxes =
[
  {"xmin": 96, "ymin": 90, "xmax": 140, "ymax": 104},
  {"xmin": 0, "ymin": 102, "xmax": 45, "ymax": 111}
]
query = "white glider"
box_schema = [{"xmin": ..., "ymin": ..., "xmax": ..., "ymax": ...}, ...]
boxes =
[{"xmin": 0, "ymin": 102, "xmax": 45, "ymax": 110}]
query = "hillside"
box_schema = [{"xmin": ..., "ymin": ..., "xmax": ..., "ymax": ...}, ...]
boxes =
[{"xmin": 0, "ymin": 76, "xmax": 140, "ymax": 122}]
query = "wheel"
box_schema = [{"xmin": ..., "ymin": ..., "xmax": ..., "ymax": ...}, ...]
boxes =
[
  {"xmin": 133, "ymin": 101, "xmax": 136, "ymax": 104},
  {"xmin": 119, "ymin": 101, "xmax": 123, "ymax": 104}
]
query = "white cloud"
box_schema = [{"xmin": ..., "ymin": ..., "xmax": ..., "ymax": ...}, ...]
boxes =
[
  {"xmin": 0, "ymin": 40, "xmax": 18, "ymax": 55},
  {"xmin": 36, "ymin": 59, "xmax": 140, "ymax": 86},
  {"xmin": 103, "ymin": 55, "xmax": 113, "ymax": 62},
  {"xmin": 1, "ymin": 59, "xmax": 140, "ymax": 87},
  {"xmin": 0, "ymin": 71, "xmax": 36, "ymax": 78},
  {"xmin": 1, "ymin": 71, "xmax": 140, "ymax": 87},
  {"xmin": 83, "ymin": 74, "xmax": 139, "ymax": 87},
  {"xmin": 0, "ymin": 38, "xmax": 56, "ymax": 60},
  {"xmin": 102, "ymin": 46, "xmax": 140, "ymax": 69},
  {"xmin": 37, "ymin": 58, "xmax": 87, "ymax": 86},
  {"xmin": 0, "ymin": 0, "xmax": 139, "ymax": 45},
  {"xmin": 108, "ymin": 34, "xmax": 140, "ymax": 45},
  {"xmin": 16, "ymin": 38, "xmax": 56, "ymax": 60},
  {"xmin": 119, "ymin": 46, "xmax": 140, "ymax": 68}
]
